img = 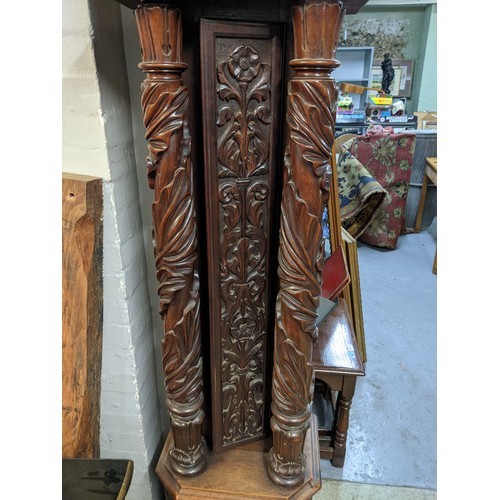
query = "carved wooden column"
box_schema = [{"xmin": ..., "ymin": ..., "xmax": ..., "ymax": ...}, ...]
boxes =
[
  {"xmin": 268, "ymin": 0, "xmax": 345, "ymax": 487},
  {"xmin": 135, "ymin": 5, "xmax": 207, "ymax": 476}
]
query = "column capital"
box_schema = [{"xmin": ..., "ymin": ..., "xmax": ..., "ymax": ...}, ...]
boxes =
[
  {"xmin": 290, "ymin": 0, "xmax": 345, "ymax": 71},
  {"xmin": 135, "ymin": 5, "xmax": 187, "ymax": 74}
]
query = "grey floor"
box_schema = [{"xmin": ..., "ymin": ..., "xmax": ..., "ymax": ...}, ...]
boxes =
[{"xmin": 319, "ymin": 219, "xmax": 437, "ymax": 491}]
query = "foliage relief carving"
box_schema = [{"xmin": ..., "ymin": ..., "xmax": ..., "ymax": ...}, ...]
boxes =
[{"xmin": 216, "ymin": 44, "xmax": 272, "ymax": 445}]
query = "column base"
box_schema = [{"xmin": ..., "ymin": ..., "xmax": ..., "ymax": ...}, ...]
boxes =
[{"xmin": 155, "ymin": 416, "xmax": 321, "ymax": 499}]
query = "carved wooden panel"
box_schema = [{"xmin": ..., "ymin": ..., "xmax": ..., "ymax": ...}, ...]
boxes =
[{"xmin": 200, "ymin": 19, "xmax": 284, "ymax": 451}]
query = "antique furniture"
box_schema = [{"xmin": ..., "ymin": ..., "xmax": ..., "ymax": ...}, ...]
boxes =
[
  {"xmin": 312, "ymin": 297, "xmax": 364, "ymax": 466},
  {"xmin": 415, "ymin": 157, "xmax": 437, "ymax": 274},
  {"xmin": 115, "ymin": 0, "xmax": 368, "ymax": 497},
  {"xmin": 335, "ymin": 132, "xmax": 358, "ymax": 151}
]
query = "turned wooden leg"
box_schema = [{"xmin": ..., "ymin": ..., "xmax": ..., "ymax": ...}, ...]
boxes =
[
  {"xmin": 135, "ymin": 5, "xmax": 207, "ymax": 476},
  {"xmin": 332, "ymin": 377, "xmax": 356, "ymax": 468},
  {"xmin": 268, "ymin": 0, "xmax": 345, "ymax": 487}
]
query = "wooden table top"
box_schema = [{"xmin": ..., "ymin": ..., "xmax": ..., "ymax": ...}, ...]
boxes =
[{"xmin": 313, "ymin": 298, "xmax": 365, "ymax": 376}]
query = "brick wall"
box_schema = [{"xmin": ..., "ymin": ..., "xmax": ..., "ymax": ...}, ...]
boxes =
[{"xmin": 62, "ymin": 1, "xmax": 164, "ymax": 498}]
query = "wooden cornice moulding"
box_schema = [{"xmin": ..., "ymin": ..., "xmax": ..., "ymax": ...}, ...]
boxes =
[
  {"xmin": 135, "ymin": 4, "xmax": 208, "ymax": 477},
  {"xmin": 115, "ymin": 0, "xmax": 369, "ymax": 15}
]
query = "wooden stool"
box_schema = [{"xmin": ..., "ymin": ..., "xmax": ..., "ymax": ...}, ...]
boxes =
[
  {"xmin": 415, "ymin": 157, "xmax": 437, "ymax": 274},
  {"xmin": 312, "ymin": 298, "xmax": 365, "ymax": 467},
  {"xmin": 62, "ymin": 458, "xmax": 134, "ymax": 499}
]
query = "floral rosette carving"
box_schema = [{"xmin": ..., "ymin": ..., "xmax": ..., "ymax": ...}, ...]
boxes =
[{"xmin": 216, "ymin": 44, "xmax": 272, "ymax": 445}]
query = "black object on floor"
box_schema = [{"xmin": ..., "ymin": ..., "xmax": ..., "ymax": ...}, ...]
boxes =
[{"xmin": 62, "ymin": 458, "xmax": 133, "ymax": 499}]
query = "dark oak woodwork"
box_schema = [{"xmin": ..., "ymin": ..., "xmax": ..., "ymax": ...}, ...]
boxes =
[
  {"xmin": 116, "ymin": 0, "xmax": 369, "ymax": 15},
  {"xmin": 123, "ymin": 0, "xmax": 351, "ymax": 493},
  {"xmin": 155, "ymin": 417, "xmax": 321, "ymax": 499},
  {"xmin": 200, "ymin": 19, "xmax": 284, "ymax": 452},
  {"xmin": 268, "ymin": 0, "xmax": 345, "ymax": 487},
  {"xmin": 135, "ymin": 5, "xmax": 207, "ymax": 476}
]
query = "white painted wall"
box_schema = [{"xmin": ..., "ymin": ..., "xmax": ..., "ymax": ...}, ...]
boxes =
[
  {"xmin": 62, "ymin": 0, "xmax": 110, "ymax": 180},
  {"xmin": 62, "ymin": 1, "xmax": 164, "ymax": 498},
  {"xmin": 416, "ymin": 4, "xmax": 437, "ymax": 111}
]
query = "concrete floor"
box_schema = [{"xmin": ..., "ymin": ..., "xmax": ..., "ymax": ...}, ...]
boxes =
[{"xmin": 318, "ymin": 220, "xmax": 437, "ymax": 492}]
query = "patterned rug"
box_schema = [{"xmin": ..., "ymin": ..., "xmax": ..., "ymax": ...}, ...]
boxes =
[
  {"xmin": 340, "ymin": 128, "xmax": 416, "ymax": 249},
  {"xmin": 337, "ymin": 145, "xmax": 387, "ymax": 239}
]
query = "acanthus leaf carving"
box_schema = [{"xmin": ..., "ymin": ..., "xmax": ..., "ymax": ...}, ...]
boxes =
[
  {"xmin": 141, "ymin": 84, "xmax": 189, "ymax": 166},
  {"xmin": 162, "ymin": 276, "xmax": 203, "ymax": 407},
  {"xmin": 135, "ymin": 4, "xmax": 207, "ymax": 477},
  {"xmin": 215, "ymin": 43, "xmax": 273, "ymax": 446},
  {"xmin": 153, "ymin": 161, "xmax": 197, "ymax": 313},
  {"xmin": 287, "ymin": 80, "xmax": 336, "ymax": 196},
  {"xmin": 277, "ymin": 177, "xmax": 324, "ymax": 340},
  {"xmin": 271, "ymin": 336, "xmax": 314, "ymax": 418},
  {"xmin": 269, "ymin": 0, "xmax": 344, "ymax": 487}
]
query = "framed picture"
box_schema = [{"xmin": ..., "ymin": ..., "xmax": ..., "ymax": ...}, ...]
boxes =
[{"xmin": 372, "ymin": 59, "xmax": 414, "ymax": 98}]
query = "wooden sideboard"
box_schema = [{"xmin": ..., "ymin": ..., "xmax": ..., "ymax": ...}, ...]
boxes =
[{"xmin": 112, "ymin": 0, "xmax": 367, "ymax": 497}]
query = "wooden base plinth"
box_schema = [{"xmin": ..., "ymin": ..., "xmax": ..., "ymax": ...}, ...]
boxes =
[{"xmin": 156, "ymin": 416, "xmax": 321, "ymax": 499}]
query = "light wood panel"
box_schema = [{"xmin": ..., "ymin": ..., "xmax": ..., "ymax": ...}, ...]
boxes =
[{"xmin": 62, "ymin": 173, "xmax": 103, "ymax": 458}]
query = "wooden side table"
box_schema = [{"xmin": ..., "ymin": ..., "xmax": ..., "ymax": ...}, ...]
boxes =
[
  {"xmin": 415, "ymin": 157, "xmax": 437, "ymax": 274},
  {"xmin": 312, "ymin": 298, "xmax": 365, "ymax": 467}
]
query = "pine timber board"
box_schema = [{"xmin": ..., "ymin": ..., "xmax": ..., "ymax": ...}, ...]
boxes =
[{"xmin": 62, "ymin": 173, "xmax": 103, "ymax": 458}]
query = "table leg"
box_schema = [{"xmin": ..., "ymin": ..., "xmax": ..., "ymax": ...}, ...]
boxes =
[
  {"xmin": 414, "ymin": 172, "xmax": 429, "ymax": 233},
  {"xmin": 332, "ymin": 377, "xmax": 356, "ymax": 468}
]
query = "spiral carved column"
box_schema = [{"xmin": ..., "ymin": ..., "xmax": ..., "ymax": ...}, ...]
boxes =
[
  {"xmin": 268, "ymin": 0, "xmax": 345, "ymax": 487},
  {"xmin": 135, "ymin": 5, "xmax": 207, "ymax": 477}
]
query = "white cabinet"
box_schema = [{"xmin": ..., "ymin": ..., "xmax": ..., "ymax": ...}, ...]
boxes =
[{"xmin": 332, "ymin": 47, "xmax": 374, "ymax": 111}]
